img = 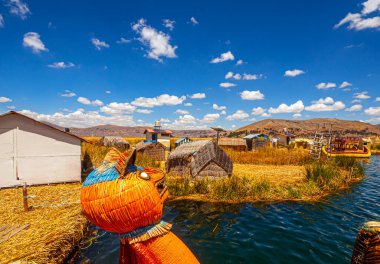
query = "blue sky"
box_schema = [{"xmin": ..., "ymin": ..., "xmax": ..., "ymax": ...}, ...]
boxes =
[{"xmin": 0, "ymin": 0, "xmax": 380, "ymax": 129}]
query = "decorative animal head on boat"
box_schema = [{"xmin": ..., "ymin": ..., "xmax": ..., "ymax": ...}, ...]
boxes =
[{"xmin": 80, "ymin": 148, "xmax": 168, "ymax": 234}]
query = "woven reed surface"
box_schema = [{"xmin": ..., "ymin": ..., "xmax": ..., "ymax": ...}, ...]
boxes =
[
  {"xmin": 166, "ymin": 140, "xmax": 233, "ymax": 177},
  {"xmin": 218, "ymin": 138, "xmax": 247, "ymax": 147},
  {"xmin": 97, "ymin": 136, "xmax": 130, "ymax": 150},
  {"xmin": 144, "ymin": 232, "xmax": 199, "ymax": 264},
  {"xmin": 81, "ymin": 173, "xmax": 164, "ymax": 234},
  {"xmin": 351, "ymin": 221, "xmax": 380, "ymax": 264}
]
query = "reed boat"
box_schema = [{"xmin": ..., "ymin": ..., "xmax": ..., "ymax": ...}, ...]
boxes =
[{"xmin": 322, "ymin": 136, "xmax": 371, "ymax": 158}]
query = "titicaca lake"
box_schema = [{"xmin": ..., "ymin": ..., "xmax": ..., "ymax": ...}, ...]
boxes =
[{"xmin": 78, "ymin": 156, "xmax": 380, "ymax": 263}]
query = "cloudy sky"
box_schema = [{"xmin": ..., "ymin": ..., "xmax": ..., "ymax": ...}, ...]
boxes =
[{"xmin": 0, "ymin": 0, "xmax": 380, "ymax": 129}]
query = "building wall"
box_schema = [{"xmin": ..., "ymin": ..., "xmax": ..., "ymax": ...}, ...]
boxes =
[{"xmin": 0, "ymin": 114, "xmax": 81, "ymax": 188}]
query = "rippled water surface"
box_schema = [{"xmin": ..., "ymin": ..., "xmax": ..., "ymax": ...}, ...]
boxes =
[{"xmin": 79, "ymin": 156, "xmax": 380, "ymax": 263}]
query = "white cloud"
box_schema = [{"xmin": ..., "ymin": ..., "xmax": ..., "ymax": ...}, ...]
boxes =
[
  {"xmin": 220, "ymin": 110, "xmax": 227, "ymax": 115},
  {"xmin": 100, "ymin": 102, "xmax": 136, "ymax": 115},
  {"xmin": 48, "ymin": 62, "xmax": 75, "ymax": 69},
  {"xmin": 189, "ymin": 17, "xmax": 199, "ymax": 25},
  {"xmin": 315, "ymin": 82, "xmax": 337, "ymax": 89},
  {"xmin": 339, "ymin": 81, "xmax": 352, "ymax": 88},
  {"xmin": 269, "ymin": 100, "xmax": 304, "ymax": 114},
  {"xmin": 91, "ymin": 38, "xmax": 110, "ymax": 50},
  {"xmin": 251, "ymin": 107, "xmax": 265, "ymax": 116},
  {"xmin": 335, "ymin": 13, "xmax": 380, "ymax": 30},
  {"xmin": 210, "ymin": 51, "xmax": 234, "ymax": 63},
  {"xmin": 226, "ymin": 110, "xmax": 249, "ymax": 121},
  {"xmin": 202, "ymin": 113, "xmax": 220, "ymax": 123},
  {"xmin": 184, "ymin": 103, "xmax": 192, "ymax": 106},
  {"xmin": 345, "ymin": 104, "xmax": 363, "ymax": 112},
  {"xmin": 7, "ymin": 105, "xmax": 16, "ymax": 109},
  {"xmin": 284, "ymin": 69, "xmax": 305, "ymax": 77},
  {"xmin": 242, "ymin": 73, "xmax": 263, "ymax": 80},
  {"xmin": 132, "ymin": 18, "xmax": 177, "ymax": 61},
  {"xmin": 190, "ymin": 93, "xmax": 206, "ymax": 99},
  {"xmin": 262, "ymin": 112, "xmax": 271, "ymax": 117},
  {"xmin": 136, "ymin": 109, "xmax": 153, "ymax": 114},
  {"xmin": 105, "ymin": 90, "xmax": 111, "ymax": 94},
  {"xmin": 362, "ymin": 0, "xmax": 380, "ymax": 14},
  {"xmin": 213, "ymin": 104, "xmax": 226, "ymax": 111},
  {"xmin": 312, "ymin": 97, "xmax": 335, "ymax": 104},
  {"xmin": 0, "ymin": 15, "xmax": 4, "ymax": 28},
  {"xmin": 5, "ymin": 0, "xmax": 30, "ymax": 20},
  {"xmin": 131, "ymin": 94, "xmax": 186, "ymax": 108},
  {"xmin": 175, "ymin": 109, "xmax": 189, "ymax": 115},
  {"xmin": 335, "ymin": 1, "xmax": 380, "ymax": 31},
  {"xmin": 19, "ymin": 109, "xmax": 134, "ymax": 128},
  {"xmin": 219, "ymin": 82, "xmax": 236, "ymax": 88},
  {"xmin": 366, "ymin": 117, "xmax": 380, "ymax": 124},
  {"xmin": 364, "ymin": 106, "xmax": 380, "ymax": 115},
  {"xmin": 293, "ymin": 113, "xmax": 302, "ymax": 118},
  {"xmin": 354, "ymin": 91, "xmax": 371, "ymax": 99},
  {"xmin": 116, "ymin": 37, "xmax": 131, "ymax": 44},
  {"xmin": 376, "ymin": 97, "xmax": 380, "ymax": 101},
  {"xmin": 162, "ymin": 19, "xmax": 175, "ymax": 30},
  {"xmin": 352, "ymin": 99, "xmax": 362, "ymax": 103},
  {"xmin": 174, "ymin": 114, "xmax": 197, "ymax": 125},
  {"xmin": 240, "ymin": 90, "xmax": 265, "ymax": 100},
  {"xmin": 225, "ymin": 71, "xmax": 241, "ymax": 80},
  {"xmin": 236, "ymin": 59, "xmax": 244, "ymax": 66},
  {"xmin": 23, "ymin": 32, "xmax": 48, "ymax": 53},
  {"xmin": 0, "ymin": 97, "xmax": 12, "ymax": 103},
  {"xmin": 61, "ymin": 90, "xmax": 76, "ymax": 97},
  {"xmin": 305, "ymin": 97, "xmax": 345, "ymax": 112},
  {"xmin": 77, "ymin": 97, "xmax": 104, "ymax": 106}
]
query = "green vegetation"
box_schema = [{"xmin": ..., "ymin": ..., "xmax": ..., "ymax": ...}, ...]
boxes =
[{"xmin": 167, "ymin": 157, "xmax": 365, "ymax": 202}]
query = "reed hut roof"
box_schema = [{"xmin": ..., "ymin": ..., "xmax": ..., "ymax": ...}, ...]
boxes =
[
  {"xmin": 169, "ymin": 140, "xmax": 210, "ymax": 159},
  {"xmin": 135, "ymin": 141, "xmax": 165, "ymax": 151},
  {"xmin": 97, "ymin": 136, "xmax": 129, "ymax": 147},
  {"xmin": 167, "ymin": 140, "xmax": 233, "ymax": 177},
  {"xmin": 218, "ymin": 138, "xmax": 247, "ymax": 147}
]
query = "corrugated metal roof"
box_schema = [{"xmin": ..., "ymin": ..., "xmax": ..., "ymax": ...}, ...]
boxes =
[{"xmin": 243, "ymin": 133, "xmax": 268, "ymax": 139}]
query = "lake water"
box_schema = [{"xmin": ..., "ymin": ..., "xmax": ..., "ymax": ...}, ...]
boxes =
[{"xmin": 78, "ymin": 156, "xmax": 380, "ymax": 263}]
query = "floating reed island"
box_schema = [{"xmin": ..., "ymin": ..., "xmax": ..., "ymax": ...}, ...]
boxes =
[{"xmin": 0, "ymin": 183, "xmax": 87, "ymax": 264}]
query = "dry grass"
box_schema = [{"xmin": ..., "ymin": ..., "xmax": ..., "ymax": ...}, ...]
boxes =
[
  {"xmin": 167, "ymin": 158, "xmax": 365, "ymax": 203},
  {"xmin": 225, "ymin": 147, "xmax": 311, "ymax": 165},
  {"xmin": 0, "ymin": 183, "xmax": 87, "ymax": 264}
]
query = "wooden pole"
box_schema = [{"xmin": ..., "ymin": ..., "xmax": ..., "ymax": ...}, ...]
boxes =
[{"xmin": 23, "ymin": 182, "xmax": 29, "ymax": 212}]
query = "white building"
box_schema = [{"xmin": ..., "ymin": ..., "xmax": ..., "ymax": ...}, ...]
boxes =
[{"xmin": 0, "ymin": 111, "xmax": 83, "ymax": 188}]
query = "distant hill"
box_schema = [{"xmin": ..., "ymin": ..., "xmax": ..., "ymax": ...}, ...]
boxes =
[
  {"xmin": 236, "ymin": 118, "xmax": 380, "ymax": 136},
  {"xmin": 68, "ymin": 124, "xmax": 217, "ymax": 138}
]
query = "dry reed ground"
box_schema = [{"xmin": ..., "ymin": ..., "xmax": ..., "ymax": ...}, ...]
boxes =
[
  {"xmin": 0, "ymin": 183, "xmax": 87, "ymax": 264},
  {"xmin": 233, "ymin": 164, "xmax": 305, "ymax": 185}
]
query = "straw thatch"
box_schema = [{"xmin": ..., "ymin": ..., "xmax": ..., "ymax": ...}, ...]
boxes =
[
  {"xmin": 166, "ymin": 140, "xmax": 233, "ymax": 178},
  {"xmin": 0, "ymin": 183, "xmax": 87, "ymax": 264},
  {"xmin": 135, "ymin": 141, "xmax": 166, "ymax": 161},
  {"xmin": 96, "ymin": 136, "xmax": 130, "ymax": 151},
  {"xmin": 218, "ymin": 138, "xmax": 247, "ymax": 151}
]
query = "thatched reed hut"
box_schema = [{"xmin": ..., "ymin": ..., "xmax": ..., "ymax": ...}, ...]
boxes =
[
  {"xmin": 166, "ymin": 140, "xmax": 233, "ymax": 178},
  {"xmin": 243, "ymin": 134, "xmax": 269, "ymax": 151},
  {"xmin": 96, "ymin": 136, "xmax": 130, "ymax": 151},
  {"xmin": 218, "ymin": 138, "xmax": 247, "ymax": 151},
  {"xmin": 135, "ymin": 141, "xmax": 166, "ymax": 161}
]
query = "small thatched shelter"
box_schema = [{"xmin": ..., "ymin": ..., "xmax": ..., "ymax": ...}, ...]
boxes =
[
  {"xmin": 96, "ymin": 136, "xmax": 130, "ymax": 151},
  {"xmin": 166, "ymin": 140, "xmax": 233, "ymax": 178},
  {"xmin": 135, "ymin": 141, "xmax": 166, "ymax": 161},
  {"xmin": 218, "ymin": 138, "xmax": 247, "ymax": 151},
  {"xmin": 243, "ymin": 134, "xmax": 269, "ymax": 151}
]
